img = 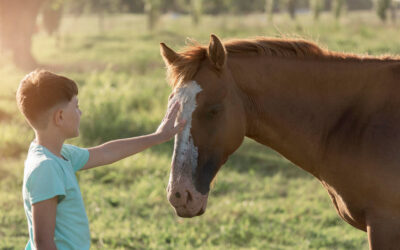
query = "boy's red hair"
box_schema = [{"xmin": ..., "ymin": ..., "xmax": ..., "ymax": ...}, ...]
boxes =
[{"xmin": 16, "ymin": 69, "xmax": 78, "ymax": 129}]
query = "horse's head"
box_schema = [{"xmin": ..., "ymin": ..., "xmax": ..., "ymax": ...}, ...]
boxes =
[{"xmin": 160, "ymin": 35, "xmax": 246, "ymax": 217}]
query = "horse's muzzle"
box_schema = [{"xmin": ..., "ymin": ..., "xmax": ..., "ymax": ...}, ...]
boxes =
[{"xmin": 166, "ymin": 182, "xmax": 209, "ymax": 217}]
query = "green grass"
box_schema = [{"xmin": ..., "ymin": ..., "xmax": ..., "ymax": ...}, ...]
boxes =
[{"xmin": 3, "ymin": 10, "xmax": 400, "ymax": 249}]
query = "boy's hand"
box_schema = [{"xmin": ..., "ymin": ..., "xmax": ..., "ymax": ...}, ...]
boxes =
[
  {"xmin": 156, "ymin": 101, "xmax": 186, "ymax": 142},
  {"xmin": 83, "ymin": 100, "xmax": 186, "ymax": 170}
]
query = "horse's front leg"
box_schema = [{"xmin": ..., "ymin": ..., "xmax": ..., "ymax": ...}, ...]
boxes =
[{"xmin": 367, "ymin": 213, "xmax": 400, "ymax": 250}]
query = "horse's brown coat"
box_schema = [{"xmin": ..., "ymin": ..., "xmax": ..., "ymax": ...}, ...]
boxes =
[{"xmin": 161, "ymin": 35, "xmax": 400, "ymax": 249}]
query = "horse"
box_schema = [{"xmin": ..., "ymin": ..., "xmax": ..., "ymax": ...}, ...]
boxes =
[{"xmin": 160, "ymin": 34, "xmax": 400, "ymax": 249}]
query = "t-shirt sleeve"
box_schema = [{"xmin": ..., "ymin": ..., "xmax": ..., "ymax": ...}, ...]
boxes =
[
  {"xmin": 62, "ymin": 144, "xmax": 90, "ymax": 172},
  {"xmin": 27, "ymin": 160, "xmax": 66, "ymax": 205}
]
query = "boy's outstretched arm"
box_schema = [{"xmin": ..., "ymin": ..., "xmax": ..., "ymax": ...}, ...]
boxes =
[{"xmin": 81, "ymin": 101, "xmax": 185, "ymax": 170}]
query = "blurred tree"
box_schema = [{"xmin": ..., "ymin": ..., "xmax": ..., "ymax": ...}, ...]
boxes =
[
  {"xmin": 266, "ymin": 0, "xmax": 308, "ymax": 20},
  {"xmin": 58, "ymin": 0, "xmax": 374, "ymax": 15},
  {"xmin": 375, "ymin": 0, "xmax": 392, "ymax": 21},
  {"xmin": 191, "ymin": 0, "xmax": 202, "ymax": 25},
  {"xmin": 265, "ymin": 0, "xmax": 275, "ymax": 21},
  {"xmin": 202, "ymin": 0, "xmax": 272, "ymax": 15},
  {"xmin": 120, "ymin": 0, "xmax": 145, "ymax": 13},
  {"xmin": 228, "ymin": 0, "xmax": 266, "ymax": 13},
  {"xmin": 87, "ymin": 0, "xmax": 123, "ymax": 32},
  {"xmin": 389, "ymin": 0, "xmax": 397, "ymax": 22},
  {"xmin": 190, "ymin": 0, "xmax": 202, "ymax": 26},
  {"xmin": 171, "ymin": 0, "xmax": 203, "ymax": 25},
  {"xmin": 145, "ymin": 0, "xmax": 162, "ymax": 30},
  {"xmin": 62, "ymin": 0, "xmax": 86, "ymax": 16},
  {"xmin": 346, "ymin": 0, "xmax": 373, "ymax": 10},
  {"xmin": 310, "ymin": 0, "xmax": 323, "ymax": 20},
  {"xmin": 42, "ymin": 0, "xmax": 63, "ymax": 35},
  {"xmin": 332, "ymin": 0, "xmax": 345, "ymax": 19},
  {"xmin": 161, "ymin": 0, "xmax": 186, "ymax": 13},
  {"xmin": 202, "ymin": 0, "xmax": 228, "ymax": 15},
  {"xmin": 0, "ymin": 0, "xmax": 45, "ymax": 69},
  {"xmin": 286, "ymin": 0, "xmax": 298, "ymax": 19},
  {"xmin": 61, "ymin": 0, "xmax": 124, "ymax": 32}
]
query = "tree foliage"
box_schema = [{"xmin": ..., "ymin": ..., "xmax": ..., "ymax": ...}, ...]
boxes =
[
  {"xmin": 265, "ymin": 0, "xmax": 276, "ymax": 21},
  {"xmin": 310, "ymin": 0, "xmax": 324, "ymax": 20},
  {"xmin": 375, "ymin": 0, "xmax": 392, "ymax": 21},
  {"xmin": 0, "ymin": 0, "xmax": 387, "ymax": 69},
  {"xmin": 191, "ymin": 0, "xmax": 202, "ymax": 25},
  {"xmin": 144, "ymin": 0, "xmax": 162, "ymax": 30},
  {"xmin": 42, "ymin": 0, "xmax": 63, "ymax": 35},
  {"xmin": 57, "ymin": 0, "xmax": 374, "ymax": 15},
  {"xmin": 286, "ymin": 0, "xmax": 298, "ymax": 19},
  {"xmin": 332, "ymin": 0, "xmax": 345, "ymax": 19}
]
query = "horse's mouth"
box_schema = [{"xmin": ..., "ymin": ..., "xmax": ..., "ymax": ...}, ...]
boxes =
[
  {"xmin": 174, "ymin": 205, "xmax": 207, "ymax": 218},
  {"xmin": 196, "ymin": 207, "xmax": 205, "ymax": 216}
]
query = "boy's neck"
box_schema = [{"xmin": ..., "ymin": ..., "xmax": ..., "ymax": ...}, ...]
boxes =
[{"xmin": 35, "ymin": 130, "xmax": 66, "ymax": 159}]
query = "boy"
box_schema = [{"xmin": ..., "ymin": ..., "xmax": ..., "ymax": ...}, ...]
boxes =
[{"xmin": 16, "ymin": 69, "xmax": 185, "ymax": 249}]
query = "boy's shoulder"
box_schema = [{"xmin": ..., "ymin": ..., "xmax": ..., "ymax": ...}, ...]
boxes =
[
  {"xmin": 24, "ymin": 142, "xmax": 89, "ymax": 176},
  {"xmin": 24, "ymin": 143, "xmax": 63, "ymax": 182},
  {"xmin": 61, "ymin": 144, "xmax": 89, "ymax": 172},
  {"xmin": 26, "ymin": 144, "xmax": 55, "ymax": 169},
  {"xmin": 61, "ymin": 143, "xmax": 83, "ymax": 158}
]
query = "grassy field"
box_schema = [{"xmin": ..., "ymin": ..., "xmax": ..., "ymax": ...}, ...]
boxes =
[{"xmin": 2, "ymin": 10, "xmax": 400, "ymax": 249}]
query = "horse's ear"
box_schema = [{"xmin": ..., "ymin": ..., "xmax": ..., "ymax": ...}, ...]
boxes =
[
  {"xmin": 160, "ymin": 43, "xmax": 180, "ymax": 66},
  {"xmin": 207, "ymin": 34, "xmax": 226, "ymax": 70}
]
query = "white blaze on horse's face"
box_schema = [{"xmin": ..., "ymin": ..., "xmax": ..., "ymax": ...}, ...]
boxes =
[
  {"xmin": 170, "ymin": 81, "xmax": 202, "ymax": 174},
  {"xmin": 167, "ymin": 80, "xmax": 209, "ymax": 217}
]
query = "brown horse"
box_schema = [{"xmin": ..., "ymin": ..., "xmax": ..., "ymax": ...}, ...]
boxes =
[{"xmin": 160, "ymin": 34, "xmax": 400, "ymax": 249}]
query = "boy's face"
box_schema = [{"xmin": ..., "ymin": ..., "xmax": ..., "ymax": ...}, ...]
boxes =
[{"xmin": 60, "ymin": 95, "xmax": 82, "ymax": 138}]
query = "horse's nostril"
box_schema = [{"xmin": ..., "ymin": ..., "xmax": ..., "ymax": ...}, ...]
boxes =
[
  {"xmin": 175, "ymin": 192, "xmax": 181, "ymax": 198},
  {"xmin": 186, "ymin": 190, "xmax": 193, "ymax": 202}
]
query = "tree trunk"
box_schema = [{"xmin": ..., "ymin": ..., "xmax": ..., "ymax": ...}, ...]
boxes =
[
  {"xmin": 332, "ymin": 0, "xmax": 345, "ymax": 20},
  {"xmin": 265, "ymin": 0, "xmax": 274, "ymax": 21},
  {"xmin": 42, "ymin": 1, "xmax": 63, "ymax": 36},
  {"xmin": 191, "ymin": 0, "xmax": 202, "ymax": 26},
  {"xmin": 376, "ymin": 0, "xmax": 391, "ymax": 22},
  {"xmin": 0, "ymin": 0, "xmax": 44, "ymax": 69},
  {"xmin": 287, "ymin": 0, "xmax": 297, "ymax": 19},
  {"xmin": 145, "ymin": 0, "xmax": 161, "ymax": 31},
  {"xmin": 390, "ymin": 0, "xmax": 397, "ymax": 23}
]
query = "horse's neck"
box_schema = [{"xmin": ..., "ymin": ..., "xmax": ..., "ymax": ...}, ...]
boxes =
[{"xmin": 229, "ymin": 55, "xmax": 394, "ymax": 177}]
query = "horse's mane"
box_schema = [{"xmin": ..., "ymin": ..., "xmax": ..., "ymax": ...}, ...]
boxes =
[{"xmin": 167, "ymin": 37, "xmax": 398, "ymax": 88}]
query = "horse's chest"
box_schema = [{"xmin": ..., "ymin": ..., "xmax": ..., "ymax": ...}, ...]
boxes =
[{"xmin": 322, "ymin": 181, "xmax": 367, "ymax": 231}]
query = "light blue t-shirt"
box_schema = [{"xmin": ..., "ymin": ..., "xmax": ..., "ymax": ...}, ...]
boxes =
[{"xmin": 22, "ymin": 141, "xmax": 90, "ymax": 250}]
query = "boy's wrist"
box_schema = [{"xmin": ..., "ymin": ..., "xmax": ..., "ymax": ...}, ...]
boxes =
[{"xmin": 153, "ymin": 131, "xmax": 169, "ymax": 143}]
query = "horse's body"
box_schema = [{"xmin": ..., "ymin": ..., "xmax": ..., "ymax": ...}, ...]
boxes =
[{"xmin": 160, "ymin": 35, "xmax": 400, "ymax": 249}]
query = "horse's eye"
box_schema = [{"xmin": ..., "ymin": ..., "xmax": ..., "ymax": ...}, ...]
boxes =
[{"xmin": 207, "ymin": 104, "xmax": 223, "ymax": 118}]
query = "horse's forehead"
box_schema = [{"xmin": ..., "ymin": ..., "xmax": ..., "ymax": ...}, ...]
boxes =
[
  {"xmin": 171, "ymin": 81, "xmax": 203, "ymax": 116},
  {"xmin": 171, "ymin": 77, "xmax": 222, "ymax": 107},
  {"xmin": 174, "ymin": 80, "xmax": 202, "ymax": 96}
]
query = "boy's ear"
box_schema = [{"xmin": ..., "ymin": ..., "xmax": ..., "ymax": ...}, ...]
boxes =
[{"xmin": 53, "ymin": 108, "xmax": 64, "ymax": 126}]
